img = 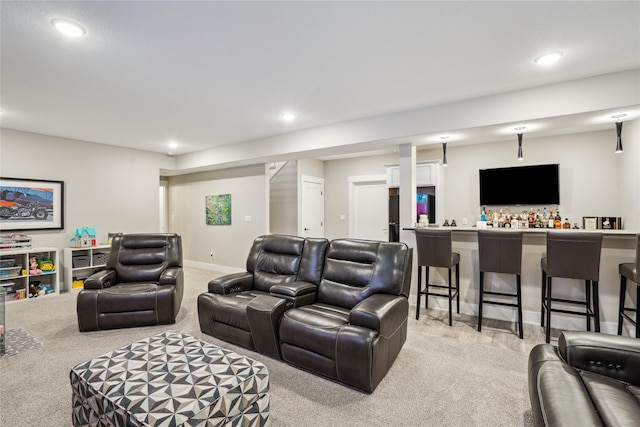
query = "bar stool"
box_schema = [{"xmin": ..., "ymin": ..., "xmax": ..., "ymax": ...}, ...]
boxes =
[
  {"xmin": 415, "ymin": 229, "xmax": 460, "ymax": 326},
  {"xmin": 477, "ymin": 230, "xmax": 524, "ymax": 339},
  {"xmin": 618, "ymin": 234, "xmax": 639, "ymax": 337},
  {"xmin": 541, "ymin": 231, "xmax": 603, "ymax": 343}
]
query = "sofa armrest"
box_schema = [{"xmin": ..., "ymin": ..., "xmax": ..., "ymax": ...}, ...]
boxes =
[
  {"xmin": 558, "ymin": 331, "xmax": 640, "ymax": 386},
  {"xmin": 349, "ymin": 294, "xmax": 409, "ymax": 339},
  {"xmin": 159, "ymin": 266, "xmax": 183, "ymax": 286},
  {"xmin": 208, "ymin": 271, "xmax": 254, "ymax": 294},
  {"xmin": 83, "ymin": 269, "xmax": 116, "ymax": 290},
  {"xmin": 270, "ymin": 281, "xmax": 317, "ymax": 299}
]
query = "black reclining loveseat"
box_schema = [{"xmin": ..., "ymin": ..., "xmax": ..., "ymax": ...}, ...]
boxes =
[
  {"xmin": 528, "ymin": 331, "xmax": 640, "ymax": 426},
  {"xmin": 198, "ymin": 234, "xmax": 412, "ymax": 393}
]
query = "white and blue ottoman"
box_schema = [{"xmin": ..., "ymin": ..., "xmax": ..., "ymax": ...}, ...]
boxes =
[{"xmin": 70, "ymin": 331, "xmax": 269, "ymax": 426}]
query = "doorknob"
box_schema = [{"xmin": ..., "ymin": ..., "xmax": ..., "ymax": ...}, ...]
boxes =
[{"xmin": 304, "ymin": 228, "xmax": 310, "ymax": 231}]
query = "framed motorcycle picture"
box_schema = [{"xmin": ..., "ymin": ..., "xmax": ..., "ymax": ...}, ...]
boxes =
[{"xmin": 0, "ymin": 177, "xmax": 65, "ymax": 231}]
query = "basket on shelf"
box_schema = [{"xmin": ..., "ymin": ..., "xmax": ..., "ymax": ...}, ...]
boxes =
[
  {"xmin": 92, "ymin": 252, "xmax": 109, "ymax": 266},
  {"xmin": 0, "ymin": 259, "xmax": 16, "ymax": 268},
  {"xmin": 72, "ymin": 255, "xmax": 91, "ymax": 268}
]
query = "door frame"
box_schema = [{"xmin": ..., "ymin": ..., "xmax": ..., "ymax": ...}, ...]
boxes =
[{"xmin": 348, "ymin": 174, "xmax": 387, "ymax": 239}]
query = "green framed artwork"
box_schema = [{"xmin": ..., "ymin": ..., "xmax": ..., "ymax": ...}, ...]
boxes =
[{"xmin": 205, "ymin": 194, "xmax": 231, "ymax": 225}]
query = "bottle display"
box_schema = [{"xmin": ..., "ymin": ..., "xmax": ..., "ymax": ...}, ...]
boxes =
[{"xmin": 478, "ymin": 206, "xmax": 576, "ymax": 230}]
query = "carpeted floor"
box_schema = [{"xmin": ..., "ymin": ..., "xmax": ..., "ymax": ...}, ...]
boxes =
[{"xmin": 0, "ymin": 266, "xmax": 540, "ymax": 426}]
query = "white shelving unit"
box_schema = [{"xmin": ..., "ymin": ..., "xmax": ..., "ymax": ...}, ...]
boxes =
[
  {"xmin": 0, "ymin": 247, "xmax": 59, "ymax": 302},
  {"xmin": 64, "ymin": 245, "xmax": 110, "ymax": 291}
]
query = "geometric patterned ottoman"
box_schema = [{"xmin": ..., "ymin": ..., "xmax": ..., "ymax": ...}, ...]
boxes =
[{"xmin": 70, "ymin": 331, "xmax": 269, "ymax": 427}]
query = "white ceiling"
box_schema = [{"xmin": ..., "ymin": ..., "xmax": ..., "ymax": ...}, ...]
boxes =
[{"xmin": 1, "ymin": 1, "xmax": 639, "ymax": 162}]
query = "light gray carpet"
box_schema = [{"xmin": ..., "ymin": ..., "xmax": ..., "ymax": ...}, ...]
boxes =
[{"xmin": 0, "ymin": 266, "xmax": 538, "ymax": 426}]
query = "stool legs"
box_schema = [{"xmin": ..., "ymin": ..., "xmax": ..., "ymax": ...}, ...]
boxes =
[
  {"xmin": 455, "ymin": 264, "xmax": 460, "ymax": 314},
  {"xmin": 545, "ymin": 277, "xmax": 552, "ymax": 344},
  {"xmin": 477, "ymin": 271, "xmax": 484, "ymax": 332},
  {"xmin": 593, "ymin": 281, "xmax": 600, "ymax": 333},
  {"xmin": 448, "ymin": 267, "xmax": 453, "ymax": 326},
  {"xmin": 425, "ymin": 266, "xmax": 430, "ymax": 310},
  {"xmin": 541, "ymin": 270, "xmax": 547, "ymax": 327},
  {"xmin": 416, "ymin": 265, "xmax": 422, "ymax": 320},
  {"xmin": 585, "ymin": 280, "xmax": 592, "ymax": 332},
  {"xmin": 618, "ymin": 276, "xmax": 627, "ymax": 335},
  {"xmin": 516, "ymin": 274, "xmax": 523, "ymax": 339}
]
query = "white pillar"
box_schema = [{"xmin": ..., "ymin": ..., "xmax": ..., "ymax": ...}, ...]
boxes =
[{"xmin": 399, "ymin": 143, "xmax": 417, "ymax": 245}]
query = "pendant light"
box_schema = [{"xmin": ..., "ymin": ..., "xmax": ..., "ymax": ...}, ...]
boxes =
[
  {"xmin": 613, "ymin": 117, "xmax": 625, "ymax": 153},
  {"xmin": 612, "ymin": 114, "xmax": 626, "ymax": 153},
  {"xmin": 517, "ymin": 133, "xmax": 524, "ymax": 160},
  {"xmin": 441, "ymin": 136, "xmax": 449, "ymax": 167},
  {"xmin": 514, "ymin": 126, "xmax": 525, "ymax": 161}
]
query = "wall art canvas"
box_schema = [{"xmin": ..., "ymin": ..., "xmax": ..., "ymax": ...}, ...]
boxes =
[
  {"xmin": 205, "ymin": 194, "xmax": 231, "ymax": 225},
  {"xmin": 0, "ymin": 177, "xmax": 64, "ymax": 231}
]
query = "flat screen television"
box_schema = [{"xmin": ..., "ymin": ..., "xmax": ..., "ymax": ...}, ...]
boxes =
[{"xmin": 479, "ymin": 164, "xmax": 559, "ymax": 206}]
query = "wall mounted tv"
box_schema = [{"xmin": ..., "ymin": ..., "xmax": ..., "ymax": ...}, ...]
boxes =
[{"xmin": 479, "ymin": 163, "xmax": 559, "ymax": 206}]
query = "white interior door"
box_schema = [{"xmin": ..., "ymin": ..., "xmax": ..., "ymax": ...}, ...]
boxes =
[
  {"xmin": 300, "ymin": 176, "xmax": 324, "ymax": 237},
  {"xmin": 350, "ymin": 176, "xmax": 388, "ymax": 241}
]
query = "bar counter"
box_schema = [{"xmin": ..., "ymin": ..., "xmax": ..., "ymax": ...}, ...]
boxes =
[{"xmin": 402, "ymin": 226, "xmax": 638, "ymax": 336}]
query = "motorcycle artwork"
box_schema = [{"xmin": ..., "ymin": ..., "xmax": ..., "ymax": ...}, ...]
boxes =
[{"xmin": 0, "ymin": 200, "xmax": 49, "ymax": 220}]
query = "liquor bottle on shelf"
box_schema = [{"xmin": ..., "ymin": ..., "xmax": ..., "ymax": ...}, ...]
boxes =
[
  {"xmin": 543, "ymin": 207, "xmax": 548, "ymax": 225},
  {"xmin": 547, "ymin": 210, "xmax": 554, "ymax": 228},
  {"xmin": 554, "ymin": 211, "xmax": 562, "ymax": 229},
  {"xmin": 563, "ymin": 218, "xmax": 571, "ymax": 229},
  {"xmin": 498, "ymin": 209, "xmax": 505, "ymax": 228},
  {"xmin": 480, "ymin": 208, "xmax": 487, "ymax": 222},
  {"xmin": 528, "ymin": 209, "xmax": 535, "ymax": 228}
]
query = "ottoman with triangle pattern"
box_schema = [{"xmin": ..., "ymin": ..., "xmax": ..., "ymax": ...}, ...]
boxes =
[{"xmin": 70, "ymin": 330, "xmax": 269, "ymax": 426}]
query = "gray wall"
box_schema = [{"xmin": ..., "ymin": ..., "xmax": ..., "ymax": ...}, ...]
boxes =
[
  {"xmin": 0, "ymin": 128, "xmax": 174, "ymax": 249},
  {"xmin": 168, "ymin": 166, "xmax": 267, "ymax": 270}
]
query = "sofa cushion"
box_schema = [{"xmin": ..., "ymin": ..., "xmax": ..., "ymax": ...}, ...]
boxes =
[
  {"xmin": 580, "ymin": 370, "xmax": 640, "ymax": 427},
  {"xmin": 279, "ymin": 304, "xmax": 350, "ymax": 359}
]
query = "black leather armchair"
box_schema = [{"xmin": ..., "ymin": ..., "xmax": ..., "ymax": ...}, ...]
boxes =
[
  {"xmin": 76, "ymin": 233, "xmax": 184, "ymax": 332},
  {"xmin": 198, "ymin": 234, "xmax": 329, "ymax": 358},
  {"xmin": 278, "ymin": 239, "xmax": 413, "ymax": 393},
  {"xmin": 528, "ymin": 331, "xmax": 640, "ymax": 426}
]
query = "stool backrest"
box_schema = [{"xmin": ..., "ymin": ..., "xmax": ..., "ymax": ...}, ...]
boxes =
[
  {"xmin": 415, "ymin": 229, "xmax": 453, "ymax": 268},
  {"xmin": 478, "ymin": 230, "xmax": 523, "ymax": 274},
  {"xmin": 545, "ymin": 231, "xmax": 602, "ymax": 281}
]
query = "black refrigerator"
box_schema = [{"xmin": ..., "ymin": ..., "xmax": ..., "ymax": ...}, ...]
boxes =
[{"xmin": 388, "ymin": 194, "xmax": 435, "ymax": 242}]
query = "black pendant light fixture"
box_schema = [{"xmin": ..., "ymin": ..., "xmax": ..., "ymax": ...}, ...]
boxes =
[
  {"xmin": 612, "ymin": 114, "xmax": 626, "ymax": 153},
  {"xmin": 441, "ymin": 136, "xmax": 449, "ymax": 167},
  {"xmin": 514, "ymin": 126, "xmax": 525, "ymax": 161}
]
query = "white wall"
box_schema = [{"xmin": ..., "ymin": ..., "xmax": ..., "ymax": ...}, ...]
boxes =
[
  {"xmin": 0, "ymin": 128, "xmax": 174, "ymax": 249},
  {"xmin": 429, "ymin": 129, "xmax": 627, "ymax": 225},
  {"xmin": 269, "ymin": 160, "xmax": 298, "ymax": 235},
  {"xmin": 168, "ymin": 166, "xmax": 267, "ymax": 270},
  {"xmin": 324, "ymin": 153, "xmax": 399, "ymax": 240}
]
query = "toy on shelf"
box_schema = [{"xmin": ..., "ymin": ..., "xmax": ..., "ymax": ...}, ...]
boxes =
[
  {"xmin": 29, "ymin": 257, "xmax": 43, "ymax": 275},
  {"xmin": 37, "ymin": 258, "xmax": 55, "ymax": 272},
  {"xmin": 71, "ymin": 227, "xmax": 97, "ymax": 248}
]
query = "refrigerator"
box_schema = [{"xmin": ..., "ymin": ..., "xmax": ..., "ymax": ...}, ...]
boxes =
[{"xmin": 388, "ymin": 193, "xmax": 435, "ymax": 242}]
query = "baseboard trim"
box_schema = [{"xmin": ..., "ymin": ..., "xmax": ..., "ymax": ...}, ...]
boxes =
[{"xmin": 184, "ymin": 260, "xmax": 243, "ymax": 274}]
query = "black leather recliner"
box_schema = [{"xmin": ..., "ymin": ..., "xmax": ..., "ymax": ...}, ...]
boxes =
[
  {"xmin": 278, "ymin": 238, "xmax": 413, "ymax": 393},
  {"xmin": 198, "ymin": 234, "xmax": 329, "ymax": 358},
  {"xmin": 528, "ymin": 331, "xmax": 640, "ymax": 426},
  {"xmin": 76, "ymin": 233, "xmax": 184, "ymax": 332}
]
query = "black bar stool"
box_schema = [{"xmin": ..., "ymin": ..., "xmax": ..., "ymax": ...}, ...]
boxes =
[
  {"xmin": 541, "ymin": 231, "xmax": 602, "ymax": 343},
  {"xmin": 415, "ymin": 229, "xmax": 460, "ymax": 326},
  {"xmin": 618, "ymin": 234, "xmax": 639, "ymax": 338},
  {"xmin": 477, "ymin": 230, "xmax": 524, "ymax": 339}
]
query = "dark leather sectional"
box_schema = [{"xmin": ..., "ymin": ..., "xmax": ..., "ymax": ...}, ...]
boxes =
[
  {"xmin": 528, "ymin": 331, "xmax": 640, "ymax": 426},
  {"xmin": 198, "ymin": 234, "xmax": 412, "ymax": 393}
]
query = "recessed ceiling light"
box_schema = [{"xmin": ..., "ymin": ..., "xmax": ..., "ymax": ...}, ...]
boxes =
[
  {"xmin": 51, "ymin": 19, "xmax": 86, "ymax": 37},
  {"xmin": 534, "ymin": 51, "xmax": 564, "ymax": 65},
  {"xmin": 440, "ymin": 135, "xmax": 450, "ymax": 140},
  {"xmin": 611, "ymin": 114, "xmax": 627, "ymax": 120},
  {"xmin": 514, "ymin": 126, "xmax": 526, "ymax": 131},
  {"xmin": 168, "ymin": 142, "xmax": 179, "ymax": 149},
  {"xmin": 281, "ymin": 112, "xmax": 296, "ymax": 122}
]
